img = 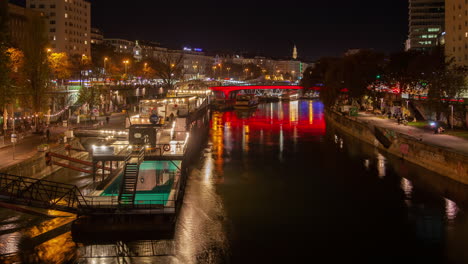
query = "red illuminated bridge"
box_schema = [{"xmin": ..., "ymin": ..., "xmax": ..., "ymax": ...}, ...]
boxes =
[{"xmin": 210, "ymin": 85, "xmax": 304, "ymax": 98}]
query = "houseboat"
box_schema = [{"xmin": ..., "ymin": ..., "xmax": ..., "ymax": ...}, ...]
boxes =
[{"xmin": 234, "ymin": 94, "xmax": 259, "ymax": 109}]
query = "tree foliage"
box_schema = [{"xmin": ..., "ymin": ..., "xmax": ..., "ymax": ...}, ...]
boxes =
[
  {"xmin": 0, "ymin": 1, "xmax": 13, "ymax": 111},
  {"xmin": 77, "ymin": 86, "xmax": 103, "ymax": 110},
  {"xmin": 22, "ymin": 13, "xmax": 50, "ymax": 113},
  {"xmin": 48, "ymin": 52, "xmax": 72, "ymax": 80}
]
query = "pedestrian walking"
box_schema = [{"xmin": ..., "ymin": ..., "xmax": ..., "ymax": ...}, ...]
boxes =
[
  {"xmin": 46, "ymin": 127, "xmax": 50, "ymax": 142},
  {"xmin": 106, "ymin": 116, "xmax": 110, "ymax": 124}
]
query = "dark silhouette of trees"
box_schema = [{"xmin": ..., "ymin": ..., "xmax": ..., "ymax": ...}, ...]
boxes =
[{"xmin": 22, "ymin": 13, "xmax": 50, "ymax": 113}]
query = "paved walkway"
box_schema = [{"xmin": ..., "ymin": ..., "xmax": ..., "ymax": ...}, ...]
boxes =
[
  {"xmin": 0, "ymin": 113, "xmax": 126, "ymax": 171},
  {"xmin": 357, "ymin": 112, "xmax": 468, "ymax": 156}
]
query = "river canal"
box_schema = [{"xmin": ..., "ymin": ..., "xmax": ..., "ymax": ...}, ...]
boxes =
[{"xmin": 1, "ymin": 100, "xmax": 468, "ymax": 263}]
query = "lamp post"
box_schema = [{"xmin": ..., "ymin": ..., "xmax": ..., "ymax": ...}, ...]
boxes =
[
  {"xmin": 227, "ymin": 67, "xmax": 231, "ymax": 79},
  {"xmin": 212, "ymin": 66, "xmax": 217, "ymax": 79},
  {"xmin": 80, "ymin": 54, "xmax": 86, "ymax": 88},
  {"xmin": 123, "ymin": 60, "xmax": 129, "ymax": 75},
  {"xmin": 103, "ymin": 57, "xmax": 108, "ymax": 74},
  {"xmin": 244, "ymin": 68, "xmax": 249, "ymax": 80},
  {"xmin": 450, "ymin": 104, "xmax": 454, "ymax": 129}
]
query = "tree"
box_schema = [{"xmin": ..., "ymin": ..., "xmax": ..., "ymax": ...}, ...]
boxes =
[
  {"xmin": 150, "ymin": 53, "xmax": 184, "ymax": 91},
  {"xmin": 342, "ymin": 49, "xmax": 385, "ymax": 99},
  {"xmin": 22, "ymin": 13, "xmax": 50, "ymax": 113},
  {"xmin": 77, "ymin": 86, "xmax": 103, "ymax": 112},
  {"xmin": 48, "ymin": 52, "xmax": 72, "ymax": 81},
  {"xmin": 321, "ymin": 58, "xmax": 345, "ymax": 107},
  {"xmin": 0, "ymin": 1, "xmax": 13, "ymax": 128}
]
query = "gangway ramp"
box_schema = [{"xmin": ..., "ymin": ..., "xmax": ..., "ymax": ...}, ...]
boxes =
[{"xmin": 0, "ymin": 173, "xmax": 88, "ymax": 213}]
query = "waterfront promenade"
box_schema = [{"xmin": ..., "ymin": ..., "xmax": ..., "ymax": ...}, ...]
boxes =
[
  {"xmin": 356, "ymin": 112, "xmax": 468, "ymax": 156},
  {"xmin": 0, "ymin": 113, "xmax": 126, "ymax": 171}
]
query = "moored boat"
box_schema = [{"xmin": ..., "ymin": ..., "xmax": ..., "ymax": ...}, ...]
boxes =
[{"xmin": 234, "ymin": 94, "xmax": 259, "ymax": 109}]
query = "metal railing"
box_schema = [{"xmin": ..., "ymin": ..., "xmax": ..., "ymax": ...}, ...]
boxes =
[
  {"xmin": 82, "ymin": 196, "xmax": 176, "ymax": 213},
  {"xmin": 0, "ymin": 173, "xmax": 88, "ymax": 213},
  {"xmin": 143, "ymin": 142, "xmax": 188, "ymax": 157}
]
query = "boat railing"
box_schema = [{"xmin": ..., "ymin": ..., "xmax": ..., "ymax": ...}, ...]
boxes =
[
  {"xmin": 83, "ymin": 196, "xmax": 176, "ymax": 211},
  {"xmin": 143, "ymin": 142, "xmax": 187, "ymax": 156}
]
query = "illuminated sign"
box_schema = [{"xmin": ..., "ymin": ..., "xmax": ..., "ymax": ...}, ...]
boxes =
[
  {"xmin": 183, "ymin": 47, "xmax": 192, "ymax": 51},
  {"xmin": 194, "ymin": 48, "xmax": 202, "ymax": 52}
]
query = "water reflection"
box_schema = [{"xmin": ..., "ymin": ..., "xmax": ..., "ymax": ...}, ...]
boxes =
[
  {"xmin": 377, "ymin": 153, "xmax": 386, "ymax": 178},
  {"xmin": 401, "ymin": 178, "xmax": 413, "ymax": 200},
  {"xmin": 445, "ymin": 198, "xmax": 459, "ymax": 222}
]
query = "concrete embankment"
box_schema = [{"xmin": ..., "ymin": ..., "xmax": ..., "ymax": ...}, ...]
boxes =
[
  {"xmin": 0, "ymin": 138, "xmax": 89, "ymax": 179},
  {"xmin": 326, "ymin": 110, "xmax": 468, "ymax": 184}
]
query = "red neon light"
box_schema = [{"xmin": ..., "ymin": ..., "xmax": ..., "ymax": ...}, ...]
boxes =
[{"xmin": 210, "ymin": 85, "xmax": 303, "ymax": 98}]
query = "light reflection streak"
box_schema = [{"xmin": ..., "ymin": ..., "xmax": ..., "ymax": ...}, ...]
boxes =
[
  {"xmin": 309, "ymin": 101, "xmax": 314, "ymax": 124},
  {"xmin": 445, "ymin": 198, "xmax": 459, "ymax": 222},
  {"xmin": 289, "ymin": 100, "xmax": 298, "ymax": 123},
  {"xmin": 401, "ymin": 178, "xmax": 413, "ymax": 199},
  {"xmin": 377, "ymin": 153, "xmax": 386, "ymax": 178},
  {"xmin": 364, "ymin": 159, "xmax": 370, "ymax": 170},
  {"xmin": 279, "ymin": 125, "xmax": 284, "ymax": 161},
  {"xmin": 243, "ymin": 124, "xmax": 249, "ymax": 153}
]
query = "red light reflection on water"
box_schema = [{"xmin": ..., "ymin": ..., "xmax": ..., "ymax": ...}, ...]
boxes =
[
  {"xmin": 213, "ymin": 101, "xmax": 325, "ymax": 135},
  {"xmin": 210, "ymin": 101, "xmax": 326, "ymax": 179}
]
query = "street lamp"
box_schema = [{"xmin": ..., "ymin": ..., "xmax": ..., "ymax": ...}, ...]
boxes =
[
  {"xmin": 80, "ymin": 54, "xmax": 87, "ymax": 87},
  {"xmin": 291, "ymin": 70, "xmax": 295, "ymax": 81},
  {"xmin": 450, "ymin": 104, "xmax": 454, "ymax": 129},
  {"xmin": 244, "ymin": 68, "xmax": 249, "ymax": 79},
  {"xmin": 123, "ymin": 60, "xmax": 129, "ymax": 75},
  {"xmin": 212, "ymin": 66, "xmax": 217, "ymax": 78},
  {"xmin": 227, "ymin": 67, "xmax": 231, "ymax": 79},
  {"xmin": 103, "ymin": 57, "xmax": 108, "ymax": 73}
]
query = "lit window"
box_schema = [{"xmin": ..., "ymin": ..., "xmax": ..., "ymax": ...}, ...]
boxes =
[
  {"xmin": 65, "ymin": 13, "xmax": 68, "ymax": 18},
  {"xmin": 84, "ymin": 40, "xmax": 87, "ymax": 45}
]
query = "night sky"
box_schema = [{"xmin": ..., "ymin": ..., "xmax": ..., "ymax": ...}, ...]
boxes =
[{"xmin": 11, "ymin": 0, "xmax": 410, "ymax": 60}]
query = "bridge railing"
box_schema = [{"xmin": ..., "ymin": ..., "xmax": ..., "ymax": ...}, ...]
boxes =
[{"xmin": 0, "ymin": 173, "xmax": 88, "ymax": 212}]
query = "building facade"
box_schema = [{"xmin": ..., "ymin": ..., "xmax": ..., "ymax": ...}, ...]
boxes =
[
  {"xmin": 104, "ymin": 38, "xmax": 135, "ymax": 54},
  {"xmin": 26, "ymin": 0, "xmax": 91, "ymax": 57},
  {"xmin": 90, "ymin": 27, "xmax": 103, "ymax": 45},
  {"xmin": 7, "ymin": 3, "xmax": 38, "ymax": 48},
  {"xmin": 274, "ymin": 60, "xmax": 307, "ymax": 80},
  {"xmin": 445, "ymin": 0, "xmax": 468, "ymax": 66},
  {"xmin": 171, "ymin": 49, "xmax": 213, "ymax": 80},
  {"xmin": 407, "ymin": 0, "xmax": 445, "ymax": 51}
]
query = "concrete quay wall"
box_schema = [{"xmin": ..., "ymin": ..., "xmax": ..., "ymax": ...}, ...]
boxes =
[
  {"xmin": 0, "ymin": 139, "xmax": 89, "ymax": 179},
  {"xmin": 326, "ymin": 110, "xmax": 468, "ymax": 184}
]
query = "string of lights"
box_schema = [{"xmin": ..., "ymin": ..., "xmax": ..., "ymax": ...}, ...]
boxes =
[{"xmin": 2, "ymin": 106, "xmax": 70, "ymax": 121}]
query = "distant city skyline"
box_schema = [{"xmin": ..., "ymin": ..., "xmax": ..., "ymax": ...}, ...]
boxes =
[{"xmin": 10, "ymin": 0, "xmax": 409, "ymax": 60}]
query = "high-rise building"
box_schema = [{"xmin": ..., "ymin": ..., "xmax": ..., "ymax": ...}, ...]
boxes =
[
  {"xmin": 26, "ymin": 0, "xmax": 91, "ymax": 57},
  {"xmin": 407, "ymin": 0, "xmax": 445, "ymax": 51},
  {"xmin": 445, "ymin": 0, "xmax": 468, "ymax": 66}
]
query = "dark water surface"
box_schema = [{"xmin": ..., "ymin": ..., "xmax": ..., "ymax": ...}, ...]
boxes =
[{"xmin": 1, "ymin": 100, "xmax": 468, "ymax": 263}]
